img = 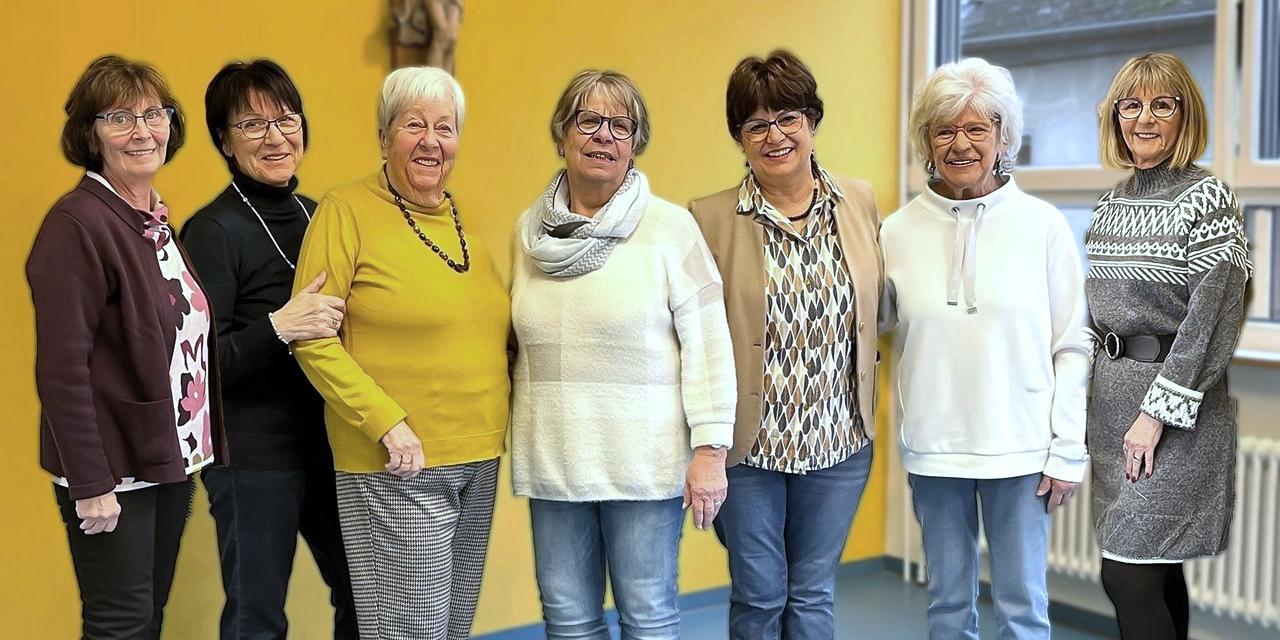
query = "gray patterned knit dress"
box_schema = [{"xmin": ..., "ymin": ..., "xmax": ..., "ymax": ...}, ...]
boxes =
[{"xmin": 1083, "ymin": 163, "xmax": 1251, "ymax": 563}]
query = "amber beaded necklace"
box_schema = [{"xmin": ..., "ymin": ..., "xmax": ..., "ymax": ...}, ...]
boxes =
[{"xmin": 383, "ymin": 165, "xmax": 470, "ymax": 273}]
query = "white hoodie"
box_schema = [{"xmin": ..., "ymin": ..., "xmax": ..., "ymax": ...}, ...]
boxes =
[{"xmin": 879, "ymin": 178, "xmax": 1090, "ymax": 481}]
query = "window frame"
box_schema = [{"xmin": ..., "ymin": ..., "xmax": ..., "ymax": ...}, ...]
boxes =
[{"xmin": 1236, "ymin": 0, "xmax": 1280, "ymax": 188}]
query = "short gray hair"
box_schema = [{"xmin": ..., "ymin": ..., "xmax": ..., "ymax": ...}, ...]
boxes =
[
  {"xmin": 909, "ymin": 58, "xmax": 1023, "ymax": 173},
  {"xmin": 377, "ymin": 66, "xmax": 466, "ymax": 134},
  {"xmin": 550, "ymin": 70, "xmax": 651, "ymax": 156}
]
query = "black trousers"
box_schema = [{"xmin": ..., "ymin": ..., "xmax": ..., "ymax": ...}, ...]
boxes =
[
  {"xmin": 203, "ymin": 465, "xmax": 357, "ymax": 640},
  {"xmin": 1100, "ymin": 558, "xmax": 1190, "ymax": 640},
  {"xmin": 55, "ymin": 478, "xmax": 194, "ymax": 640}
]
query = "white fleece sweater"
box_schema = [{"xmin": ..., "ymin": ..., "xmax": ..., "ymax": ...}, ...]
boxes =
[
  {"xmin": 509, "ymin": 196, "xmax": 737, "ymax": 501},
  {"xmin": 879, "ymin": 179, "xmax": 1090, "ymax": 481}
]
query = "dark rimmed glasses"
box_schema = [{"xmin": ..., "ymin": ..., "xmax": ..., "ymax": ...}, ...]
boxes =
[
  {"xmin": 231, "ymin": 113, "xmax": 304, "ymax": 140},
  {"xmin": 1114, "ymin": 96, "xmax": 1180, "ymax": 120},
  {"xmin": 574, "ymin": 110, "xmax": 637, "ymax": 140},
  {"xmin": 739, "ymin": 110, "xmax": 808, "ymax": 142},
  {"xmin": 95, "ymin": 107, "xmax": 175, "ymax": 133}
]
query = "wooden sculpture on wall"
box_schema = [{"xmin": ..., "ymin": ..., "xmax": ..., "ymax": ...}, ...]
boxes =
[{"xmin": 390, "ymin": 0, "xmax": 462, "ymax": 73}]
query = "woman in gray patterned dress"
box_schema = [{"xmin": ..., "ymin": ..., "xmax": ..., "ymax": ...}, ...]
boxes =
[{"xmin": 1085, "ymin": 53, "xmax": 1252, "ymax": 640}]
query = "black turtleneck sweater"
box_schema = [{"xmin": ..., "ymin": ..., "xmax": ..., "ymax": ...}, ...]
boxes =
[{"xmin": 179, "ymin": 169, "xmax": 328, "ymax": 470}]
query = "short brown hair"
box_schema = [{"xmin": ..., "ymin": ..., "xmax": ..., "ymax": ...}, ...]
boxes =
[
  {"xmin": 61, "ymin": 55, "xmax": 186, "ymax": 172},
  {"xmin": 1098, "ymin": 53, "xmax": 1207, "ymax": 170},
  {"xmin": 725, "ymin": 50, "xmax": 824, "ymax": 141},
  {"xmin": 549, "ymin": 70, "xmax": 650, "ymax": 156}
]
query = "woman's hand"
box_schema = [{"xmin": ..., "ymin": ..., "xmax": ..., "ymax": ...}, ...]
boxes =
[
  {"xmin": 273, "ymin": 272, "xmax": 347, "ymax": 342},
  {"xmin": 684, "ymin": 446, "xmax": 728, "ymax": 530},
  {"xmin": 75, "ymin": 491, "xmax": 121, "ymax": 535},
  {"xmin": 381, "ymin": 421, "xmax": 425, "ymax": 479},
  {"xmin": 1035, "ymin": 475, "xmax": 1080, "ymax": 512},
  {"xmin": 1123, "ymin": 411, "xmax": 1165, "ymax": 482}
]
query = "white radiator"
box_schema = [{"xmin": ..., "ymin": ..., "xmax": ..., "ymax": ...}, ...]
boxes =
[{"xmin": 900, "ymin": 436, "xmax": 1280, "ymax": 629}]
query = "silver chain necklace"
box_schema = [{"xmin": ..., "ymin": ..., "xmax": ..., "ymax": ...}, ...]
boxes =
[{"xmin": 231, "ymin": 181, "xmax": 312, "ymax": 270}]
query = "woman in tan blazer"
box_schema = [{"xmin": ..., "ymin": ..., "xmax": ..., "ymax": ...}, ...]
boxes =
[{"xmin": 688, "ymin": 50, "xmax": 883, "ymax": 640}]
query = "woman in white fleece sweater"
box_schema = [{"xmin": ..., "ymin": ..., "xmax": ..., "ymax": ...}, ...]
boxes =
[
  {"xmin": 879, "ymin": 58, "xmax": 1091, "ymax": 640},
  {"xmin": 508, "ymin": 70, "xmax": 736, "ymax": 640}
]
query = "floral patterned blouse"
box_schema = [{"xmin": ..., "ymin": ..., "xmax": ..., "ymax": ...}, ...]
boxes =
[{"xmin": 53, "ymin": 173, "xmax": 214, "ymax": 492}]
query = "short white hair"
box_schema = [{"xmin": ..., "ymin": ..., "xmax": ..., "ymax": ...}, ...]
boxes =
[
  {"xmin": 909, "ymin": 58, "xmax": 1023, "ymax": 173},
  {"xmin": 377, "ymin": 66, "xmax": 466, "ymax": 134}
]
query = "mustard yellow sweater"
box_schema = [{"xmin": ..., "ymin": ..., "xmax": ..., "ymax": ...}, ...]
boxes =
[{"xmin": 292, "ymin": 171, "xmax": 510, "ymax": 472}]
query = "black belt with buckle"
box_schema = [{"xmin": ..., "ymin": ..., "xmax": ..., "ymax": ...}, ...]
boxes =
[{"xmin": 1096, "ymin": 327, "xmax": 1176, "ymax": 363}]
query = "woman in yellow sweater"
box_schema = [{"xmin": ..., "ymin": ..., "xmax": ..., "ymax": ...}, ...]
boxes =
[{"xmin": 291, "ymin": 66, "xmax": 509, "ymax": 640}]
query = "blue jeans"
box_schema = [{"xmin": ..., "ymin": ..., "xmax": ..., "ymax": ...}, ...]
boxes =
[
  {"xmin": 529, "ymin": 497, "xmax": 684, "ymax": 640},
  {"xmin": 713, "ymin": 446, "xmax": 874, "ymax": 640},
  {"xmin": 908, "ymin": 473, "xmax": 1051, "ymax": 640}
]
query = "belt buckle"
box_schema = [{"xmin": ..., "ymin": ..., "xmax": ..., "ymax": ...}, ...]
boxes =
[{"xmin": 1104, "ymin": 332, "xmax": 1125, "ymax": 360}]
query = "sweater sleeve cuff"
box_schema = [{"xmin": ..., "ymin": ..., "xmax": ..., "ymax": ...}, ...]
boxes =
[
  {"xmin": 357, "ymin": 402, "xmax": 409, "ymax": 443},
  {"xmin": 67, "ymin": 477, "xmax": 121, "ymax": 501},
  {"xmin": 1140, "ymin": 374, "xmax": 1202, "ymax": 431},
  {"xmin": 1043, "ymin": 451, "xmax": 1088, "ymax": 483},
  {"xmin": 689, "ymin": 423, "xmax": 734, "ymax": 449}
]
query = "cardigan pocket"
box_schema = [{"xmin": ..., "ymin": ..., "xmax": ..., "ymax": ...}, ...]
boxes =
[{"xmin": 105, "ymin": 396, "xmax": 176, "ymax": 465}]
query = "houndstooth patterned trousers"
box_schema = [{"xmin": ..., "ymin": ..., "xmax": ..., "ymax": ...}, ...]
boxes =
[{"xmin": 334, "ymin": 458, "xmax": 500, "ymax": 640}]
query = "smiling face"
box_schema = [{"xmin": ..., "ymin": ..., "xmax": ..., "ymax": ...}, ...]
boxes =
[
  {"xmin": 929, "ymin": 105, "xmax": 1004, "ymax": 199},
  {"xmin": 561, "ymin": 90, "xmax": 634, "ymax": 193},
  {"xmin": 222, "ymin": 90, "xmax": 305, "ymax": 187},
  {"xmin": 740, "ymin": 107, "xmax": 814, "ymax": 187},
  {"xmin": 380, "ymin": 96, "xmax": 458, "ymax": 207},
  {"xmin": 1118, "ymin": 87, "xmax": 1183, "ymax": 169},
  {"xmin": 95, "ymin": 94, "xmax": 169, "ymax": 186}
]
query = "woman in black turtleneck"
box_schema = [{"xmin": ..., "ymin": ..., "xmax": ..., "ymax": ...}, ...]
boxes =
[{"xmin": 180, "ymin": 59, "xmax": 356, "ymax": 640}]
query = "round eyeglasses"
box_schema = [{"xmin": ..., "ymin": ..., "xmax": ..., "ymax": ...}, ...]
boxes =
[
  {"xmin": 95, "ymin": 107, "xmax": 175, "ymax": 133},
  {"xmin": 1114, "ymin": 96, "xmax": 1180, "ymax": 120},
  {"xmin": 231, "ymin": 113, "xmax": 304, "ymax": 140},
  {"xmin": 931, "ymin": 119, "xmax": 998, "ymax": 146},
  {"xmin": 574, "ymin": 110, "xmax": 637, "ymax": 140},
  {"xmin": 739, "ymin": 111, "xmax": 807, "ymax": 143}
]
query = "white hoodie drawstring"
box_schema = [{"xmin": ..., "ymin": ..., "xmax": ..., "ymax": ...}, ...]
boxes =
[{"xmin": 947, "ymin": 203, "xmax": 985, "ymax": 314}]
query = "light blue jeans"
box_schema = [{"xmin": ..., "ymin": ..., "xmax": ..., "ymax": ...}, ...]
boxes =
[
  {"xmin": 529, "ymin": 497, "xmax": 684, "ymax": 640},
  {"xmin": 908, "ymin": 473, "xmax": 1051, "ymax": 640}
]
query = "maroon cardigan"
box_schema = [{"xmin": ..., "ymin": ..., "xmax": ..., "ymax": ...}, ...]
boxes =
[{"xmin": 26, "ymin": 177, "xmax": 227, "ymax": 500}]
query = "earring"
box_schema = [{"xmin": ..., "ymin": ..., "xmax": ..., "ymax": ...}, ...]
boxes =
[
  {"xmin": 925, "ymin": 160, "xmax": 937, "ymax": 176},
  {"xmin": 557, "ymin": 147, "xmax": 565, "ymax": 158}
]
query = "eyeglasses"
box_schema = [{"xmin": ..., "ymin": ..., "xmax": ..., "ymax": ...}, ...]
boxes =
[
  {"xmin": 230, "ymin": 113, "xmax": 304, "ymax": 140},
  {"xmin": 95, "ymin": 107, "xmax": 175, "ymax": 133},
  {"xmin": 574, "ymin": 110, "xmax": 637, "ymax": 140},
  {"xmin": 931, "ymin": 119, "xmax": 998, "ymax": 146},
  {"xmin": 739, "ymin": 110, "xmax": 808, "ymax": 142},
  {"xmin": 1114, "ymin": 95, "xmax": 1180, "ymax": 120}
]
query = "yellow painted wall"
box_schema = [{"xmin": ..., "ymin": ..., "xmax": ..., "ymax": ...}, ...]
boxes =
[{"xmin": 0, "ymin": 1, "xmax": 899, "ymax": 637}]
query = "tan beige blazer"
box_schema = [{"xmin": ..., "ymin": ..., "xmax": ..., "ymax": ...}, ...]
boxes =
[{"xmin": 689, "ymin": 176, "xmax": 884, "ymax": 466}]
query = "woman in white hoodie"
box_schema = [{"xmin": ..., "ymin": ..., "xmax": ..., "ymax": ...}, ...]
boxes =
[{"xmin": 879, "ymin": 58, "xmax": 1091, "ymax": 640}]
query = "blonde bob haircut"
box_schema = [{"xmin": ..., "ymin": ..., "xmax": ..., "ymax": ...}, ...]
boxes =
[
  {"xmin": 1098, "ymin": 53, "xmax": 1207, "ymax": 170},
  {"xmin": 550, "ymin": 70, "xmax": 651, "ymax": 156},
  {"xmin": 377, "ymin": 66, "xmax": 465, "ymax": 135},
  {"xmin": 909, "ymin": 58, "xmax": 1024, "ymax": 175}
]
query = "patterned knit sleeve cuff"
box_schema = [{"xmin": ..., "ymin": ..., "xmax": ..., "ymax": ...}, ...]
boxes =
[
  {"xmin": 1083, "ymin": 326, "xmax": 1101, "ymax": 368},
  {"xmin": 689, "ymin": 423, "xmax": 735, "ymax": 450},
  {"xmin": 1139, "ymin": 375, "xmax": 1203, "ymax": 431}
]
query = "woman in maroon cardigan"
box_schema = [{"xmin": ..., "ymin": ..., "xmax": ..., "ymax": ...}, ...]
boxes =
[{"xmin": 26, "ymin": 55, "xmax": 227, "ymax": 640}]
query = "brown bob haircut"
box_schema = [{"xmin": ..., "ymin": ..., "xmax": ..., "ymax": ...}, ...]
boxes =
[
  {"xmin": 725, "ymin": 50, "xmax": 824, "ymax": 141},
  {"xmin": 61, "ymin": 54, "xmax": 186, "ymax": 173},
  {"xmin": 1098, "ymin": 53, "xmax": 1208, "ymax": 170}
]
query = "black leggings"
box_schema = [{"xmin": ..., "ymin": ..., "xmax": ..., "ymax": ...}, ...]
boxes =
[{"xmin": 1100, "ymin": 559, "xmax": 1190, "ymax": 640}]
